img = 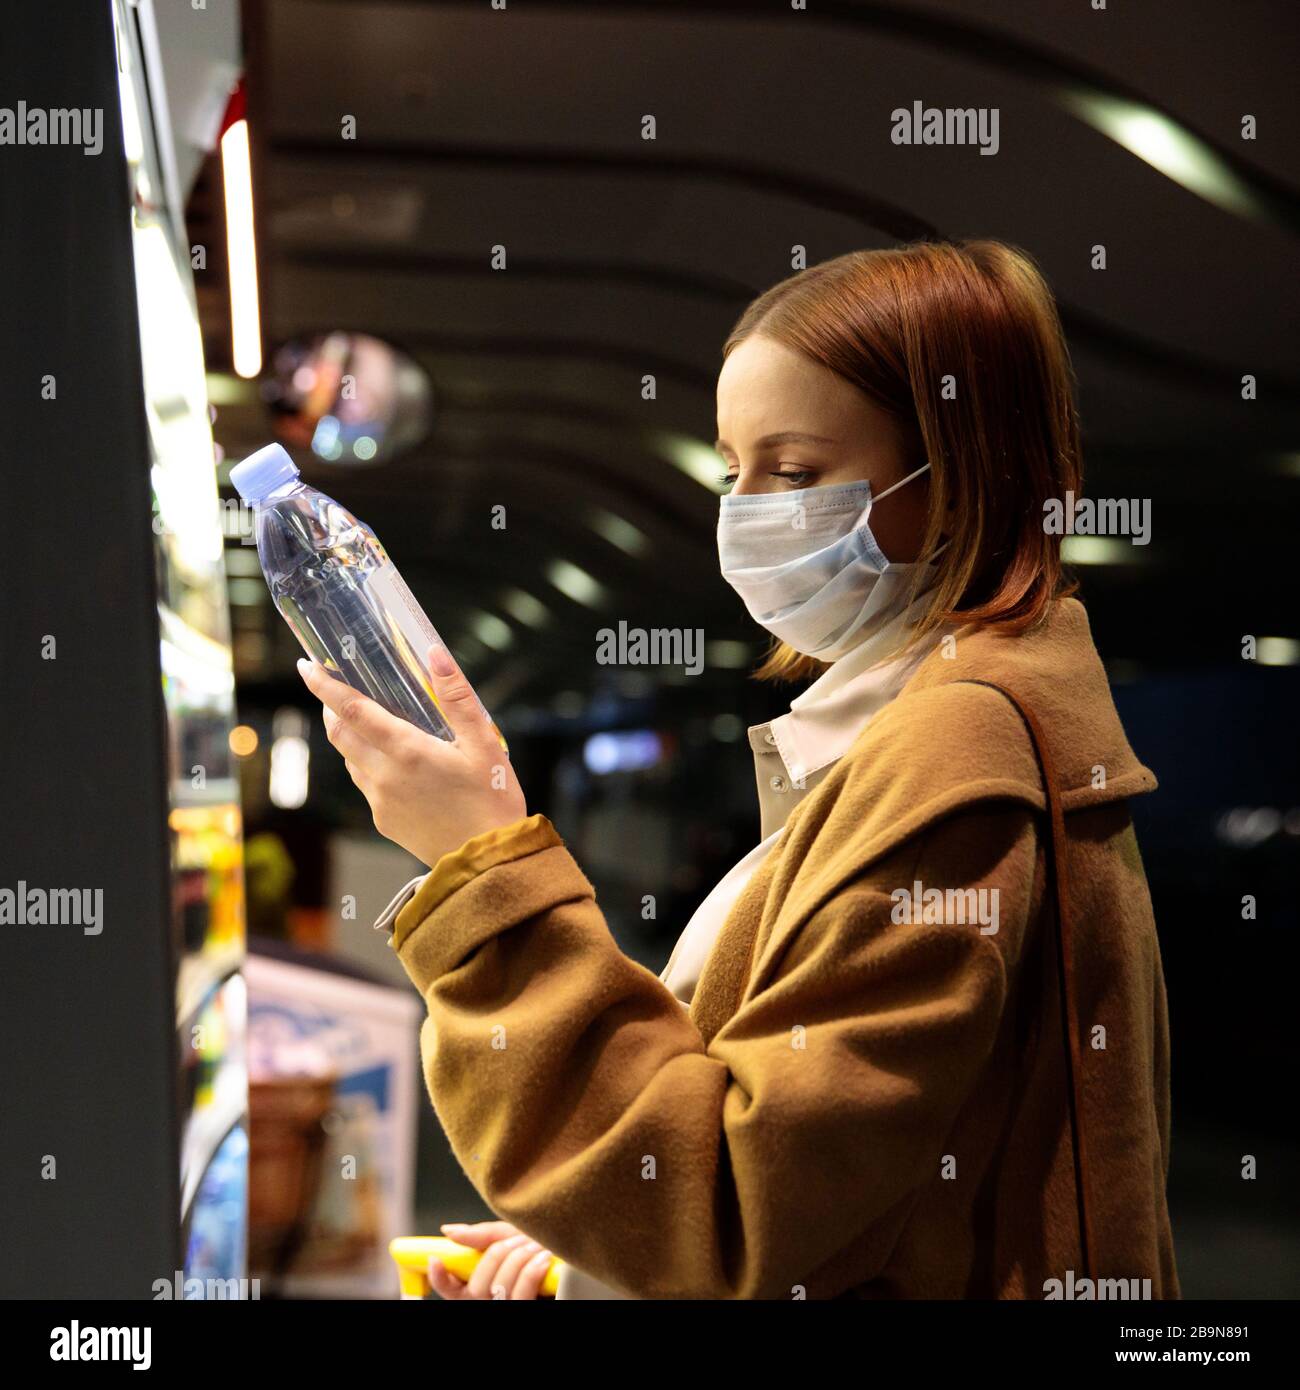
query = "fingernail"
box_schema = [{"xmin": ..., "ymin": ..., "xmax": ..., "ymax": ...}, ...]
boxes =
[
  {"xmin": 531, "ymin": 1249, "xmax": 552, "ymax": 1264},
  {"xmin": 296, "ymin": 658, "xmax": 311, "ymax": 675},
  {"xmin": 429, "ymin": 643, "xmax": 455, "ymax": 677},
  {"xmin": 440, "ymin": 1222, "xmax": 466, "ymax": 1232}
]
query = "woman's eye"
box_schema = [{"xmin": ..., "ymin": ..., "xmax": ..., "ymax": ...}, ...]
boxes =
[{"xmin": 716, "ymin": 468, "xmax": 811, "ymax": 489}]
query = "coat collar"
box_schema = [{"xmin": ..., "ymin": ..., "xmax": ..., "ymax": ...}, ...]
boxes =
[
  {"xmin": 690, "ymin": 598, "xmax": 1157, "ymax": 1042},
  {"xmin": 764, "ymin": 588, "xmax": 950, "ymax": 786},
  {"xmin": 901, "ymin": 597, "xmax": 1155, "ymax": 809},
  {"xmin": 745, "ymin": 590, "xmax": 950, "ymax": 839}
]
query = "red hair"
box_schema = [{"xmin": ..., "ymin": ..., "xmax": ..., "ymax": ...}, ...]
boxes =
[{"xmin": 723, "ymin": 240, "xmax": 1082, "ymax": 681}]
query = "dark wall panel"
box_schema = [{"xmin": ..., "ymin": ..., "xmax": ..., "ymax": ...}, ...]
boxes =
[{"xmin": 0, "ymin": 1, "xmax": 179, "ymax": 1296}]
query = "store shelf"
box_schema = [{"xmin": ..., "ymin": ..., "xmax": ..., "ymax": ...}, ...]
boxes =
[
  {"xmin": 176, "ymin": 943, "xmax": 244, "ymax": 1034},
  {"xmin": 170, "ymin": 777, "xmax": 241, "ymax": 811},
  {"xmin": 180, "ymin": 1048, "xmax": 248, "ymax": 1218}
]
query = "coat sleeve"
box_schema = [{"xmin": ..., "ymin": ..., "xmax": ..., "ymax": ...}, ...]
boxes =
[{"xmin": 393, "ymin": 805, "xmax": 1038, "ymax": 1299}]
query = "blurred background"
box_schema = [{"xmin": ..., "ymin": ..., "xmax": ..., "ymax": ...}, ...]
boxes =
[{"xmin": 2, "ymin": 0, "xmax": 1296, "ymax": 1299}]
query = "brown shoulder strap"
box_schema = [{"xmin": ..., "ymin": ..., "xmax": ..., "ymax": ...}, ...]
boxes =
[{"xmin": 959, "ymin": 679, "xmax": 1097, "ymax": 1285}]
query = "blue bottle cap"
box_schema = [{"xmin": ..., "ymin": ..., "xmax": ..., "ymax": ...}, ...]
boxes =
[{"xmin": 229, "ymin": 443, "xmax": 301, "ymax": 502}]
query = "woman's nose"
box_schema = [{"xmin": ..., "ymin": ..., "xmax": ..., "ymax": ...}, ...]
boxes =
[{"xmin": 729, "ymin": 466, "xmax": 772, "ymax": 496}]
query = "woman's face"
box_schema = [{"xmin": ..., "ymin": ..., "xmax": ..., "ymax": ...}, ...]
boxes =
[{"xmin": 714, "ymin": 334, "xmax": 929, "ymax": 562}]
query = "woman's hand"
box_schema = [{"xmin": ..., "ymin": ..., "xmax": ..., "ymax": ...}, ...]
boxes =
[
  {"xmin": 429, "ymin": 1221, "xmax": 555, "ymax": 1301},
  {"xmin": 297, "ymin": 645, "xmax": 527, "ymax": 868}
]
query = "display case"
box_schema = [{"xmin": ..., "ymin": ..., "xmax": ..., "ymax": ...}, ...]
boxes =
[{"xmin": 114, "ymin": 0, "xmax": 249, "ymax": 1292}]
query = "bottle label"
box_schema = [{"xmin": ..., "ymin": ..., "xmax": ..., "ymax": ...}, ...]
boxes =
[
  {"xmin": 364, "ymin": 561, "xmax": 442, "ymax": 665},
  {"xmin": 363, "ymin": 560, "xmax": 503, "ymax": 747}
]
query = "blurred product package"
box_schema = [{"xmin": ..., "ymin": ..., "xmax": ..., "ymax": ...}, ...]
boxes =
[{"xmin": 245, "ymin": 946, "xmax": 422, "ymax": 1298}]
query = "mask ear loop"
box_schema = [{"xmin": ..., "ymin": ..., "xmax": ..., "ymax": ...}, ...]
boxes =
[
  {"xmin": 876, "ymin": 464, "xmax": 946, "ymax": 613},
  {"xmin": 855, "ymin": 461, "xmax": 934, "ymax": 554},
  {"xmin": 871, "ymin": 460, "xmax": 932, "ymax": 503}
]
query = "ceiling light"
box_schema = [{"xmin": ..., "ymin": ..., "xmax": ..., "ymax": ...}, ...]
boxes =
[
  {"xmin": 652, "ymin": 430, "xmax": 727, "ymax": 493},
  {"xmin": 228, "ymin": 725, "xmax": 259, "ymax": 758},
  {"xmin": 468, "ymin": 610, "xmax": 514, "ymax": 652},
  {"xmin": 591, "ymin": 509, "xmax": 649, "ymax": 556},
  {"xmin": 1256, "ymin": 636, "xmax": 1300, "ymax": 667},
  {"xmin": 221, "ymin": 117, "xmax": 263, "ymax": 378},
  {"xmin": 545, "ymin": 558, "xmax": 608, "ymax": 608},
  {"xmin": 705, "ymin": 639, "xmax": 752, "ymax": 668},
  {"xmin": 1060, "ymin": 89, "xmax": 1262, "ymax": 221},
  {"xmin": 1061, "ymin": 536, "xmax": 1140, "ymax": 566},
  {"xmin": 500, "ymin": 588, "xmax": 552, "ymax": 628}
]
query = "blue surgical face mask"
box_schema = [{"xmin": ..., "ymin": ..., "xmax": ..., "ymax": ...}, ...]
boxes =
[{"xmin": 717, "ymin": 463, "xmax": 933, "ymax": 660}]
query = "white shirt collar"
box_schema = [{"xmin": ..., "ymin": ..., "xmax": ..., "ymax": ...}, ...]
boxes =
[{"xmin": 765, "ymin": 588, "xmax": 947, "ymax": 785}]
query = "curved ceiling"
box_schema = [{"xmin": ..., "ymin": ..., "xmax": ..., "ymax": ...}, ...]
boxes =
[{"xmin": 201, "ymin": 0, "xmax": 1300, "ymax": 700}]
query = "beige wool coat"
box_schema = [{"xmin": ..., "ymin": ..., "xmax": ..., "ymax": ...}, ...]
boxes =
[{"xmin": 391, "ymin": 597, "xmax": 1179, "ymax": 1299}]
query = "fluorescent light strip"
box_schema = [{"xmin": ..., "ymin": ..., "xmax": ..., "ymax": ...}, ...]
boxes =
[
  {"xmin": 221, "ymin": 119, "xmax": 263, "ymax": 379},
  {"xmin": 544, "ymin": 558, "xmax": 608, "ymax": 608},
  {"xmin": 1060, "ymin": 89, "xmax": 1262, "ymax": 221},
  {"xmin": 500, "ymin": 587, "xmax": 553, "ymax": 628},
  {"xmin": 1256, "ymin": 637, "xmax": 1300, "ymax": 668},
  {"xmin": 468, "ymin": 610, "xmax": 515, "ymax": 652},
  {"xmin": 705, "ymin": 639, "xmax": 752, "ymax": 669},
  {"xmin": 1061, "ymin": 536, "xmax": 1139, "ymax": 566},
  {"xmin": 591, "ymin": 508, "xmax": 650, "ymax": 556},
  {"xmin": 653, "ymin": 429, "xmax": 727, "ymax": 493}
]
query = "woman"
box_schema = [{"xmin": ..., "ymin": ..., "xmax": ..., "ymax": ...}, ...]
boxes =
[{"xmin": 300, "ymin": 240, "xmax": 1179, "ymax": 1301}]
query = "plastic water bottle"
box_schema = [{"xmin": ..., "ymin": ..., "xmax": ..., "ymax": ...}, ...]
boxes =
[{"xmin": 230, "ymin": 443, "xmax": 487, "ymax": 742}]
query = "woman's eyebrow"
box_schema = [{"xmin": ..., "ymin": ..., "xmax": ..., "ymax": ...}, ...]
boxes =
[{"xmin": 713, "ymin": 431, "xmax": 837, "ymax": 452}]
